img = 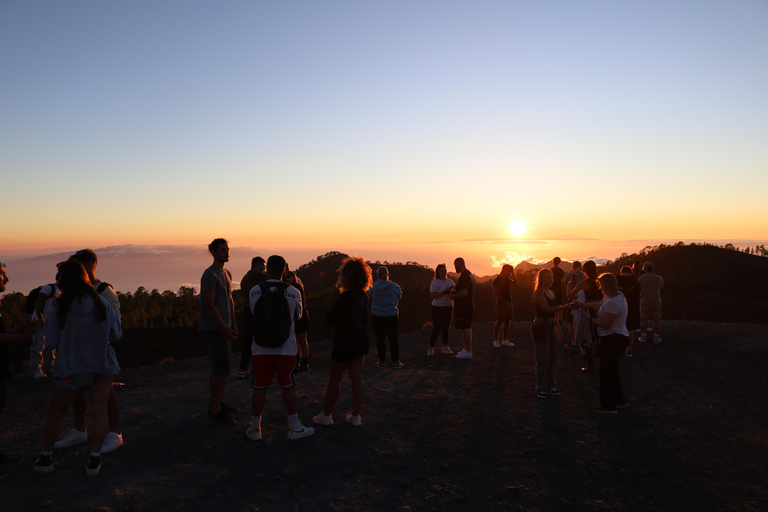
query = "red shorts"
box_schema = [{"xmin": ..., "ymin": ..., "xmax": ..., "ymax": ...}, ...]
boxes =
[{"xmin": 251, "ymin": 355, "xmax": 297, "ymax": 389}]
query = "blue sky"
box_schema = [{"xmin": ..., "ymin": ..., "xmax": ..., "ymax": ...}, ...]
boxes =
[{"xmin": 2, "ymin": 1, "xmax": 767, "ymax": 277}]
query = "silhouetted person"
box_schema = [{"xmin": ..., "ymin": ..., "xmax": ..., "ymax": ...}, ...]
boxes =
[
  {"xmin": 369, "ymin": 266, "xmax": 403, "ymax": 368},
  {"xmin": 428, "ymin": 264, "xmax": 454, "ymax": 355},
  {"xmin": 449, "ymin": 258, "xmax": 475, "ymax": 359},
  {"xmin": 199, "ymin": 238, "xmax": 239, "ymax": 425},
  {"xmin": 492, "ymin": 264, "xmax": 517, "ymax": 348},
  {"xmin": 237, "ymin": 257, "xmax": 267, "ymax": 378},
  {"xmin": 617, "ymin": 266, "xmax": 640, "ymax": 356},
  {"xmin": 551, "ymin": 257, "xmax": 565, "ymax": 304},
  {"xmin": 638, "ymin": 262, "xmax": 663, "ymax": 344}
]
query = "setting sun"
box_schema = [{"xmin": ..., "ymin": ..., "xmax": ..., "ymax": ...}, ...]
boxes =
[{"xmin": 509, "ymin": 220, "xmax": 526, "ymax": 237}]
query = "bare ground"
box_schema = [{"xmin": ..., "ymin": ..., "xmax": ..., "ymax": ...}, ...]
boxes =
[{"xmin": 1, "ymin": 320, "xmax": 766, "ymax": 512}]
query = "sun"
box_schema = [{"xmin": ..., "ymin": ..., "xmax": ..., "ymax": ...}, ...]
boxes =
[{"xmin": 509, "ymin": 220, "xmax": 526, "ymax": 237}]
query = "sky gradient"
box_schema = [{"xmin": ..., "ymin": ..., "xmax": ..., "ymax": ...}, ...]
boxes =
[{"xmin": 2, "ymin": 1, "xmax": 767, "ymax": 279}]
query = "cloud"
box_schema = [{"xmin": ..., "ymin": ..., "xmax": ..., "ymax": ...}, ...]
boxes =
[{"xmin": 490, "ymin": 251, "xmax": 549, "ymax": 268}]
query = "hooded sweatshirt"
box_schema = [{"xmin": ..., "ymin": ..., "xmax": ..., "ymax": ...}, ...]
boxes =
[
  {"xmin": 45, "ymin": 295, "xmax": 122, "ymax": 379},
  {"xmin": 369, "ymin": 280, "xmax": 402, "ymax": 316}
]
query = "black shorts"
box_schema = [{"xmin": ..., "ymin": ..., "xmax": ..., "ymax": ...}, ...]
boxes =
[
  {"xmin": 295, "ymin": 309, "xmax": 310, "ymax": 334},
  {"xmin": 205, "ymin": 330, "xmax": 232, "ymax": 377},
  {"xmin": 454, "ymin": 307, "xmax": 473, "ymax": 330}
]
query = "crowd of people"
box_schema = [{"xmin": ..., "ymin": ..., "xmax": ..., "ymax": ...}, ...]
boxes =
[{"xmin": 0, "ymin": 241, "xmax": 664, "ymax": 477}]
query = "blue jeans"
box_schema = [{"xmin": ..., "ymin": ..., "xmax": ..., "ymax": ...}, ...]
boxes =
[{"xmin": 531, "ymin": 319, "xmax": 558, "ymax": 392}]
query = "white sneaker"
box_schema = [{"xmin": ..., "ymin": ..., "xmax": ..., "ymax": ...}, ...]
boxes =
[
  {"xmin": 639, "ymin": 335, "xmax": 647, "ymax": 343},
  {"xmin": 287, "ymin": 424, "xmax": 315, "ymax": 440},
  {"xmin": 492, "ymin": 340, "xmax": 501, "ymax": 348},
  {"xmin": 312, "ymin": 413, "xmax": 333, "ymax": 425},
  {"xmin": 501, "ymin": 339, "xmax": 514, "ymax": 347},
  {"xmin": 101, "ymin": 431, "xmax": 123, "ymax": 453},
  {"xmin": 29, "ymin": 368, "xmax": 46, "ymax": 380},
  {"xmin": 654, "ymin": 336, "xmax": 662, "ymax": 344},
  {"xmin": 245, "ymin": 426, "xmax": 261, "ymax": 441},
  {"xmin": 345, "ymin": 413, "xmax": 362, "ymax": 427},
  {"xmin": 54, "ymin": 429, "xmax": 88, "ymax": 449},
  {"xmin": 455, "ymin": 349, "xmax": 473, "ymax": 359},
  {"xmin": 427, "ymin": 347, "xmax": 435, "ymax": 356},
  {"xmin": 440, "ymin": 346, "xmax": 453, "ymax": 355}
]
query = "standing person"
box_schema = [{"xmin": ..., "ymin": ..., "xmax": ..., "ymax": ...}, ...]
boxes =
[
  {"xmin": 617, "ymin": 266, "xmax": 640, "ymax": 356},
  {"xmin": 33, "ymin": 260, "xmax": 122, "ymax": 475},
  {"xmin": 638, "ymin": 262, "xmax": 663, "ymax": 344},
  {"xmin": 562, "ymin": 261, "xmax": 584, "ymax": 348},
  {"xmin": 632, "ymin": 261, "xmax": 644, "ymax": 338},
  {"xmin": 237, "ymin": 257, "xmax": 267, "ymax": 379},
  {"xmin": 55, "ymin": 249, "xmax": 124, "ymax": 453},
  {"xmin": 551, "ymin": 257, "xmax": 565, "ymax": 305},
  {"xmin": 369, "ymin": 266, "xmax": 403, "ymax": 368},
  {"xmin": 199, "ymin": 238, "xmax": 239, "ymax": 425},
  {"xmin": 428, "ymin": 264, "xmax": 454, "ymax": 355},
  {"xmin": 246, "ymin": 255, "xmax": 314, "ymax": 441},
  {"xmin": 492, "ymin": 264, "xmax": 517, "ymax": 348},
  {"xmin": 449, "ymin": 257, "xmax": 475, "ymax": 359},
  {"xmin": 28, "ymin": 277, "xmax": 60, "ymax": 379},
  {"xmin": 313, "ymin": 257, "xmax": 371, "ymax": 427},
  {"xmin": 283, "ymin": 270, "xmax": 311, "ymax": 372},
  {"xmin": 532, "ymin": 269, "xmax": 576, "ymax": 399},
  {"xmin": 584, "ymin": 273, "xmax": 629, "ymax": 413},
  {"xmin": 567, "ymin": 260, "xmax": 602, "ymax": 373},
  {"xmin": 1, "ymin": 262, "xmax": 35, "ymax": 476}
]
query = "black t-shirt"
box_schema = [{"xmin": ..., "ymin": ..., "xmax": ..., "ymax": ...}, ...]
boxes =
[
  {"xmin": 552, "ymin": 266, "xmax": 565, "ymax": 303},
  {"xmin": 327, "ymin": 290, "xmax": 369, "ymax": 362},
  {"xmin": 493, "ymin": 275, "xmax": 515, "ymax": 303},
  {"xmin": 455, "ymin": 270, "xmax": 475, "ymax": 311}
]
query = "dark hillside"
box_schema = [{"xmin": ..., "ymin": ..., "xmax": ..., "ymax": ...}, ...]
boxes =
[{"xmin": 604, "ymin": 244, "xmax": 768, "ymax": 324}]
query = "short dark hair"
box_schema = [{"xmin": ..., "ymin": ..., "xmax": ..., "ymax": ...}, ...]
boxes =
[
  {"xmin": 266, "ymin": 255, "xmax": 286, "ymax": 278},
  {"xmin": 70, "ymin": 249, "xmax": 97, "ymax": 267},
  {"xmin": 208, "ymin": 238, "xmax": 228, "ymax": 254},
  {"xmin": 553, "ymin": 257, "xmax": 561, "ymax": 265},
  {"xmin": 572, "ymin": 261, "xmax": 582, "ymax": 270},
  {"xmin": 454, "ymin": 257, "xmax": 465, "ymax": 267},
  {"xmin": 252, "ymin": 256, "xmax": 266, "ymax": 266}
]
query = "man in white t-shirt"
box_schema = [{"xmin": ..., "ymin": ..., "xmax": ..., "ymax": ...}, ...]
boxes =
[{"xmin": 246, "ymin": 255, "xmax": 314, "ymax": 442}]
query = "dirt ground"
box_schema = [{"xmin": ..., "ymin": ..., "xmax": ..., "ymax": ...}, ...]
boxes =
[{"xmin": 1, "ymin": 320, "xmax": 766, "ymax": 512}]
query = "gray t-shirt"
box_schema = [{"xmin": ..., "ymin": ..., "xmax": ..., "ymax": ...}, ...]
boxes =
[
  {"xmin": 638, "ymin": 273, "xmax": 664, "ymax": 307},
  {"xmin": 199, "ymin": 266, "xmax": 233, "ymax": 331}
]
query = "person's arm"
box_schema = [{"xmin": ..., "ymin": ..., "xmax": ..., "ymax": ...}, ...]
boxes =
[
  {"xmin": 204, "ymin": 292, "xmax": 238, "ymax": 341},
  {"xmin": 586, "ymin": 309, "xmax": 618, "ymax": 330},
  {"xmin": 567, "ymin": 279, "xmax": 587, "ymax": 300},
  {"xmin": 34, "ymin": 287, "xmax": 51, "ymax": 323},
  {"xmin": 534, "ymin": 290, "xmax": 575, "ymax": 314},
  {"xmin": 430, "ymin": 282, "xmax": 451, "ymax": 300}
]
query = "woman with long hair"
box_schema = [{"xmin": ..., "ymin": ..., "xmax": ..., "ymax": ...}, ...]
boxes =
[
  {"xmin": 313, "ymin": 257, "xmax": 372, "ymax": 427},
  {"xmin": 583, "ymin": 273, "xmax": 629, "ymax": 413},
  {"xmin": 532, "ymin": 269, "xmax": 576, "ymax": 399},
  {"xmin": 427, "ymin": 263, "xmax": 454, "ymax": 355},
  {"xmin": 33, "ymin": 260, "xmax": 122, "ymax": 475}
]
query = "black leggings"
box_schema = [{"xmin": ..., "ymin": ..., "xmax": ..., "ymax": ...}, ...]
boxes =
[
  {"xmin": 372, "ymin": 315, "xmax": 399, "ymax": 363},
  {"xmin": 429, "ymin": 306, "xmax": 453, "ymax": 347}
]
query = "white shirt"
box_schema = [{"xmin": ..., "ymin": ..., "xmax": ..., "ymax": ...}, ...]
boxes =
[
  {"xmin": 430, "ymin": 278, "xmax": 455, "ymax": 307},
  {"xmin": 249, "ymin": 279, "xmax": 302, "ymax": 357},
  {"xmin": 597, "ymin": 294, "xmax": 629, "ymax": 337}
]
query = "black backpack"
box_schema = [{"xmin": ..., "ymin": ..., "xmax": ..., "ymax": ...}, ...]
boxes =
[
  {"xmin": 251, "ymin": 281, "xmax": 292, "ymax": 348},
  {"xmin": 24, "ymin": 284, "xmax": 57, "ymax": 314}
]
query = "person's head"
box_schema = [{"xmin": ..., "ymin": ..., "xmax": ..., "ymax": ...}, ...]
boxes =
[
  {"xmin": 582, "ymin": 260, "xmax": 597, "ymax": 280},
  {"xmin": 434, "ymin": 264, "xmax": 447, "ymax": 280},
  {"xmin": 266, "ymin": 255, "xmax": 286, "ymax": 279},
  {"xmin": 643, "ymin": 261, "xmax": 654, "ymax": 273},
  {"xmin": 633, "ymin": 260, "xmax": 643, "ymax": 274},
  {"xmin": 337, "ymin": 256, "xmax": 372, "ymax": 292},
  {"xmin": 553, "ymin": 257, "xmax": 561, "ymax": 267},
  {"xmin": 534, "ymin": 268, "xmax": 553, "ymax": 290},
  {"xmin": 620, "ymin": 266, "xmax": 633, "ymax": 276},
  {"xmin": 597, "ymin": 272, "xmax": 620, "ymax": 298},
  {"xmin": 454, "ymin": 257, "xmax": 466, "ymax": 273},
  {"xmin": 70, "ymin": 249, "xmax": 98, "ymax": 274},
  {"xmin": 572, "ymin": 261, "xmax": 582, "ymax": 271},
  {"xmin": 500, "ymin": 264, "xmax": 514, "ymax": 278},
  {"xmin": 208, "ymin": 238, "xmax": 229, "ymax": 264},
  {"xmin": 55, "ymin": 259, "xmax": 106, "ymax": 328},
  {"xmin": 0, "ymin": 261, "xmax": 7, "ymax": 293},
  {"xmin": 282, "ymin": 270, "xmax": 296, "ymax": 284},
  {"xmin": 252, "ymin": 256, "xmax": 266, "ymax": 273},
  {"xmin": 377, "ymin": 266, "xmax": 389, "ymax": 281}
]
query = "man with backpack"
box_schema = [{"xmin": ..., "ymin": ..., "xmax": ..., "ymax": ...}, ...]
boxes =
[
  {"xmin": 28, "ymin": 276, "xmax": 60, "ymax": 379},
  {"xmin": 246, "ymin": 255, "xmax": 314, "ymax": 441}
]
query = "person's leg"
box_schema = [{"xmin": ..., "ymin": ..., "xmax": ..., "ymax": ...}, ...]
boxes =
[
  {"xmin": 461, "ymin": 327, "xmax": 473, "ymax": 352},
  {"xmin": 107, "ymin": 387, "xmax": 120, "ymax": 434},
  {"xmin": 323, "ymin": 360, "xmax": 347, "ymax": 416},
  {"xmin": 87, "ymin": 377, "xmax": 113, "ymax": 453},
  {"xmin": 347, "ymin": 356, "xmax": 365, "ymax": 417},
  {"xmin": 42, "ymin": 384, "xmax": 81, "ymax": 452},
  {"xmin": 251, "ymin": 388, "xmax": 267, "ymax": 417},
  {"xmin": 28, "ymin": 330, "xmax": 45, "ymax": 376},
  {"xmin": 653, "ymin": 309, "xmax": 662, "ymax": 337},
  {"xmin": 280, "ymin": 386, "xmax": 297, "ymax": 416},
  {"xmin": 372, "ymin": 316, "xmax": 387, "ymax": 363},
  {"xmin": 208, "ymin": 331, "xmax": 231, "ymax": 414},
  {"xmin": 533, "ymin": 337, "xmax": 547, "ymax": 393},
  {"xmin": 429, "ymin": 306, "xmax": 441, "ymax": 347},
  {"xmin": 639, "ymin": 308, "xmax": 649, "ymax": 342},
  {"xmin": 297, "ymin": 332, "xmax": 309, "ymax": 359},
  {"xmin": 210, "ymin": 375, "xmax": 227, "ymax": 414},
  {"xmin": 546, "ymin": 323, "xmax": 558, "ymax": 391},
  {"xmin": 72, "ymin": 388, "xmax": 88, "ymax": 432},
  {"xmin": 387, "ymin": 315, "xmax": 400, "ymax": 362},
  {"xmin": 439, "ymin": 307, "xmax": 452, "ymax": 346}
]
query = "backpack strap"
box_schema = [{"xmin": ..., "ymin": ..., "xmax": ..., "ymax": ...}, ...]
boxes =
[{"xmin": 96, "ymin": 282, "xmax": 112, "ymax": 294}]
